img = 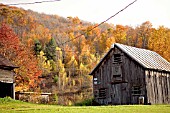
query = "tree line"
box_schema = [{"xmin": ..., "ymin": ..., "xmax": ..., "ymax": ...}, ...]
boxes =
[{"xmin": 0, "ymin": 4, "xmax": 170, "ymax": 105}]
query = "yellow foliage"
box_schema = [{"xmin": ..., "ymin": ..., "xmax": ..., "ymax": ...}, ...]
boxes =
[
  {"xmin": 106, "ymin": 36, "xmax": 115, "ymax": 50},
  {"xmin": 67, "ymin": 56, "xmax": 78, "ymax": 67},
  {"xmin": 15, "ymin": 85, "xmax": 28, "ymax": 92},
  {"xmin": 72, "ymin": 80, "xmax": 76, "ymax": 86},
  {"xmin": 37, "ymin": 51, "xmax": 51, "ymax": 75},
  {"xmin": 69, "ymin": 32, "xmax": 75, "ymax": 40}
]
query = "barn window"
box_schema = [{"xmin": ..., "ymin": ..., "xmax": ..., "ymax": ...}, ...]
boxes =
[
  {"xmin": 112, "ymin": 64, "xmax": 122, "ymax": 77},
  {"xmin": 94, "ymin": 78, "xmax": 98, "ymax": 85},
  {"xmin": 113, "ymin": 54, "xmax": 122, "ymax": 63},
  {"xmin": 132, "ymin": 86, "xmax": 141, "ymax": 95},
  {"xmin": 98, "ymin": 88, "xmax": 107, "ymax": 99}
]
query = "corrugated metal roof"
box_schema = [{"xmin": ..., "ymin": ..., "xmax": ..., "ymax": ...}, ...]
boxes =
[
  {"xmin": 90, "ymin": 43, "xmax": 170, "ymax": 75},
  {"xmin": 115, "ymin": 43, "xmax": 170, "ymax": 72}
]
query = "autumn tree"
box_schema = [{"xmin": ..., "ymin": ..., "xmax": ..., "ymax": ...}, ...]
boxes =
[
  {"xmin": 0, "ymin": 23, "xmax": 42, "ymax": 91},
  {"xmin": 37, "ymin": 51, "xmax": 51, "ymax": 76},
  {"xmin": 148, "ymin": 26, "xmax": 170, "ymax": 61},
  {"xmin": 0, "ymin": 5, "xmax": 26, "ymax": 26},
  {"xmin": 125, "ymin": 26, "xmax": 136, "ymax": 46},
  {"xmin": 134, "ymin": 21, "xmax": 152, "ymax": 48}
]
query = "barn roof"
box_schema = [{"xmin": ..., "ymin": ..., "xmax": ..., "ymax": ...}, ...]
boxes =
[
  {"xmin": 90, "ymin": 43, "xmax": 170, "ymax": 75},
  {"xmin": 0, "ymin": 54, "xmax": 18, "ymax": 69}
]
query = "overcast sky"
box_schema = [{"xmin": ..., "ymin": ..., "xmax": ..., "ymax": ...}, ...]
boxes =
[{"xmin": 1, "ymin": 0, "xmax": 170, "ymax": 28}]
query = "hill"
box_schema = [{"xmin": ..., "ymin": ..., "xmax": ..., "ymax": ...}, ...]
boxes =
[{"xmin": 1, "ymin": 4, "xmax": 170, "ymax": 105}]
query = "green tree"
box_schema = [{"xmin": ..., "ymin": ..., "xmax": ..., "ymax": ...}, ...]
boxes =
[
  {"xmin": 34, "ymin": 39, "xmax": 42, "ymax": 55},
  {"xmin": 45, "ymin": 37, "xmax": 57, "ymax": 61}
]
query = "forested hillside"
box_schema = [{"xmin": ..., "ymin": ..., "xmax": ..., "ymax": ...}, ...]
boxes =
[{"xmin": 0, "ymin": 4, "xmax": 170, "ymax": 105}]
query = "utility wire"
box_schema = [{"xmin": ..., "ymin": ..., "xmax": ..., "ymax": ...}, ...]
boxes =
[
  {"xmin": 59, "ymin": 0, "xmax": 137, "ymax": 46},
  {"xmin": 5, "ymin": 0, "xmax": 60, "ymax": 6},
  {"xmin": 5, "ymin": 0, "xmax": 137, "ymax": 52}
]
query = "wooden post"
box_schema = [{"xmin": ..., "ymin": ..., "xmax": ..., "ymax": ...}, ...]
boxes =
[{"xmin": 13, "ymin": 83, "xmax": 15, "ymax": 100}]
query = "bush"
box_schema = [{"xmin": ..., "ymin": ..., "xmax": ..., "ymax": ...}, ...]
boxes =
[
  {"xmin": 53, "ymin": 75, "xmax": 58, "ymax": 83},
  {"xmin": 0, "ymin": 97, "xmax": 20, "ymax": 103},
  {"xmin": 75, "ymin": 98, "xmax": 94, "ymax": 106}
]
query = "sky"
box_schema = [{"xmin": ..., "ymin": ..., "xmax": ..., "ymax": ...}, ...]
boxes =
[{"xmin": 1, "ymin": 0, "xmax": 170, "ymax": 28}]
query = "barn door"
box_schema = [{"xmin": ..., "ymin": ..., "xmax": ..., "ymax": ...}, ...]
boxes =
[
  {"xmin": 112, "ymin": 84, "xmax": 121, "ymax": 104},
  {"xmin": 111, "ymin": 83, "xmax": 128, "ymax": 105},
  {"xmin": 0, "ymin": 82, "xmax": 13, "ymax": 98}
]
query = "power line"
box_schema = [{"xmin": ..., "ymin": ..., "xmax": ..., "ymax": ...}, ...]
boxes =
[
  {"xmin": 59, "ymin": 0, "xmax": 137, "ymax": 46},
  {"xmin": 5, "ymin": 0, "xmax": 137, "ymax": 53},
  {"xmin": 5, "ymin": 0, "xmax": 60, "ymax": 6}
]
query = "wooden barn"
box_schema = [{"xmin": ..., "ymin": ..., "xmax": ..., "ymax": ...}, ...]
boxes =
[
  {"xmin": 0, "ymin": 54, "xmax": 18, "ymax": 99},
  {"xmin": 89, "ymin": 43, "xmax": 170, "ymax": 105}
]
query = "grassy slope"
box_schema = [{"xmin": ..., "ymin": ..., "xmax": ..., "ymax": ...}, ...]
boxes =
[{"xmin": 0, "ymin": 98, "xmax": 170, "ymax": 113}]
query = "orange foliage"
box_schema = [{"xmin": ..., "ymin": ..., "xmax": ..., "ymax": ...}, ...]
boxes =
[
  {"xmin": 1, "ymin": 4, "xmax": 170, "ymax": 95},
  {"xmin": 0, "ymin": 23, "xmax": 42, "ymax": 91}
]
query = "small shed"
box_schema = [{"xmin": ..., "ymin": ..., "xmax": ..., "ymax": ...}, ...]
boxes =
[
  {"xmin": 90, "ymin": 43, "xmax": 170, "ymax": 105},
  {"xmin": 0, "ymin": 54, "xmax": 18, "ymax": 99}
]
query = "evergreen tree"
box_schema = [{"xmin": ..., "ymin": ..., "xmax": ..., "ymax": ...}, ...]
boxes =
[
  {"xmin": 45, "ymin": 37, "xmax": 57, "ymax": 61},
  {"xmin": 34, "ymin": 39, "xmax": 42, "ymax": 55}
]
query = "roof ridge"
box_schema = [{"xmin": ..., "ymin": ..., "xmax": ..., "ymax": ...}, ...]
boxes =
[
  {"xmin": 114, "ymin": 43, "xmax": 170, "ymax": 72},
  {"xmin": 90, "ymin": 43, "xmax": 170, "ymax": 75}
]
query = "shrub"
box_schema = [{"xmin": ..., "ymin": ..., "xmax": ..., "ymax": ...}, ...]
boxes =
[
  {"xmin": 0, "ymin": 97, "xmax": 20, "ymax": 103},
  {"xmin": 54, "ymin": 75, "xmax": 58, "ymax": 83},
  {"xmin": 75, "ymin": 98, "xmax": 94, "ymax": 106}
]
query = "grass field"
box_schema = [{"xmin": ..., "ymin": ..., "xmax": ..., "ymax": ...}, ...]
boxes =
[{"xmin": 0, "ymin": 97, "xmax": 170, "ymax": 113}]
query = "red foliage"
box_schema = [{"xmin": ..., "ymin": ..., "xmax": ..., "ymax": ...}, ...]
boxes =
[
  {"xmin": 0, "ymin": 23, "xmax": 20, "ymax": 54},
  {"xmin": 0, "ymin": 23, "xmax": 42, "ymax": 91}
]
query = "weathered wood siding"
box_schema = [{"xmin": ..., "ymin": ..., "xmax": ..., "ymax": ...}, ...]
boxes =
[
  {"xmin": 145, "ymin": 70, "xmax": 170, "ymax": 104},
  {"xmin": 93, "ymin": 48, "xmax": 114, "ymax": 104},
  {"xmin": 93, "ymin": 46, "xmax": 170, "ymax": 105},
  {"xmin": 0, "ymin": 69, "xmax": 14, "ymax": 83},
  {"xmin": 92, "ymin": 44, "xmax": 170, "ymax": 105},
  {"xmin": 112, "ymin": 47, "xmax": 146, "ymax": 105},
  {"xmin": 0, "ymin": 69, "xmax": 15, "ymax": 99},
  {"xmin": 93, "ymin": 47, "xmax": 146, "ymax": 105}
]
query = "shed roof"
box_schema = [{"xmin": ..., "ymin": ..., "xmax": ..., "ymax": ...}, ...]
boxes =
[
  {"xmin": 0, "ymin": 54, "xmax": 18, "ymax": 69},
  {"xmin": 90, "ymin": 43, "xmax": 170, "ymax": 75}
]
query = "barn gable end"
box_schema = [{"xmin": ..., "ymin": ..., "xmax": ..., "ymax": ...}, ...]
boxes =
[{"xmin": 90, "ymin": 43, "xmax": 170, "ymax": 105}]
